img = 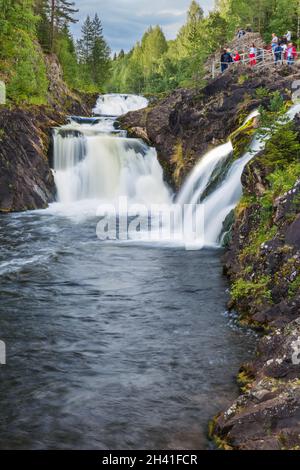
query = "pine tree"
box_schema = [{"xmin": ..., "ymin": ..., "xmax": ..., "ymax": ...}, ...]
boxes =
[
  {"xmin": 77, "ymin": 15, "xmax": 94, "ymax": 64},
  {"xmin": 91, "ymin": 14, "xmax": 111, "ymax": 86},
  {"xmin": 49, "ymin": 0, "xmax": 78, "ymax": 51},
  {"xmin": 35, "ymin": 0, "xmax": 51, "ymax": 51},
  {"xmin": 77, "ymin": 14, "xmax": 111, "ymax": 89}
]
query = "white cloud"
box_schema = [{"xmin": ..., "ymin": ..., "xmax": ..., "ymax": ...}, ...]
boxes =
[{"xmin": 71, "ymin": 0, "xmax": 215, "ymax": 52}]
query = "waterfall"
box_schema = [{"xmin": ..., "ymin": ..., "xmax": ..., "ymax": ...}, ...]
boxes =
[
  {"xmin": 93, "ymin": 94, "xmax": 148, "ymax": 116},
  {"xmin": 54, "ymin": 134, "xmax": 170, "ymax": 205},
  {"xmin": 176, "ymin": 103, "xmax": 300, "ymax": 248},
  {"xmin": 51, "ymin": 91, "xmax": 300, "ymax": 249}
]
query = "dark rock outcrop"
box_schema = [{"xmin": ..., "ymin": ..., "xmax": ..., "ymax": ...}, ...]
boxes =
[
  {"xmin": 0, "ymin": 54, "xmax": 97, "ymax": 213},
  {"xmin": 0, "ymin": 106, "xmax": 65, "ymax": 212},
  {"xmin": 120, "ymin": 66, "xmax": 300, "ymax": 188},
  {"xmin": 211, "ymin": 116, "xmax": 300, "ymax": 450}
]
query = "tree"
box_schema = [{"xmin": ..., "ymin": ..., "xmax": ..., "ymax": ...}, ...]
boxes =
[
  {"xmin": 0, "ymin": 0, "xmax": 49, "ymax": 103},
  {"xmin": 47, "ymin": 0, "xmax": 78, "ymax": 52},
  {"xmin": 77, "ymin": 14, "xmax": 111, "ymax": 89},
  {"xmin": 91, "ymin": 14, "xmax": 111, "ymax": 85},
  {"xmin": 77, "ymin": 15, "xmax": 94, "ymax": 63}
]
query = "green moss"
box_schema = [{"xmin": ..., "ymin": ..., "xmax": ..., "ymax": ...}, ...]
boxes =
[
  {"xmin": 171, "ymin": 140, "xmax": 186, "ymax": 188},
  {"xmin": 237, "ymin": 74, "xmax": 248, "ymax": 85},
  {"xmin": 237, "ymin": 366, "xmax": 255, "ymax": 393},
  {"xmin": 240, "ymin": 222, "xmax": 277, "ymax": 258},
  {"xmin": 289, "ymin": 275, "xmax": 300, "ymax": 299},
  {"xmin": 208, "ymin": 415, "xmax": 233, "ymax": 451},
  {"xmin": 230, "ymin": 117, "xmax": 256, "ymax": 160},
  {"xmin": 255, "ymin": 87, "xmax": 271, "ymax": 99},
  {"xmin": 231, "ymin": 275, "xmax": 273, "ymax": 304}
]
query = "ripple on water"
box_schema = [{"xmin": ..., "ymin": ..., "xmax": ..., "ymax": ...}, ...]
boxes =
[{"xmin": 0, "ymin": 213, "xmax": 257, "ymax": 449}]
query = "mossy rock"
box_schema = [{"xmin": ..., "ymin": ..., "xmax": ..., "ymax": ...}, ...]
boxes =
[{"xmin": 230, "ymin": 116, "xmax": 257, "ymax": 160}]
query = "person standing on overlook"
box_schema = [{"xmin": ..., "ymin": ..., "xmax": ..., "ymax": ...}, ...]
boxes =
[
  {"xmin": 271, "ymin": 33, "xmax": 279, "ymax": 55},
  {"xmin": 285, "ymin": 30, "xmax": 292, "ymax": 42},
  {"xmin": 233, "ymin": 50, "xmax": 241, "ymax": 62},
  {"xmin": 286, "ymin": 42, "xmax": 297, "ymax": 66},
  {"xmin": 220, "ymin": 49, "xmax": 233, "ymax": 73},
  {"xmin": 274, "ymin": 43, "xmax": 283, "ymax": 65},
  {"xmin": 249, "ymin": 44, "xmax": 257, "ymax": 66}
]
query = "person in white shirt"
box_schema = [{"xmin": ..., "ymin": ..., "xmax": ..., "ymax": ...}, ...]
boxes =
[
  {"xmin": 285, "ymin": 31, "xmax": 292, "ymax": 42},
  {"xmin": 271, "ymin": 33, "xmax": 278, "ymax": 55}
]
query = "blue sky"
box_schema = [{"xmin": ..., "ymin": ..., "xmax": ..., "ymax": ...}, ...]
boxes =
[{"xmin": 71, "ymin": 1, "xmax": 215, "ymax": 53}]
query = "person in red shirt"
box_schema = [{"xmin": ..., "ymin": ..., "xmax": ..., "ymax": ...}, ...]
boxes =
[
  {"xmin": 249, "ymin": 44, "xmax": 257, "ymax": 66},
  {"xmin": 233, "ymin": 50, "xmax": 241, "ymax": 62},
  {"xmin": 286, "ymin": 43, "xmax": 297, "ymax": 65}
]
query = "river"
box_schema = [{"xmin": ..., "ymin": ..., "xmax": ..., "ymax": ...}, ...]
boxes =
[{"xmin": 0, "ymin": 94, "xmax": 256, "ymax": 450}]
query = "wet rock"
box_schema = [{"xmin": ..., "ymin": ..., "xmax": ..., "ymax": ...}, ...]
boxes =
[
  {"xmin": 286, "ymin": 216, "xmax": 300, "ymax": 249},
  {"xmin": 0, "ymin": 107, "xmax": 64, "ymax": 212},
  {"xmin": 120, "ymin": 67, "xmax": 299, "ymax": 188},
  {"xmin": 214, "ymin": 109, "xmax": 300, "ymax": 450}
]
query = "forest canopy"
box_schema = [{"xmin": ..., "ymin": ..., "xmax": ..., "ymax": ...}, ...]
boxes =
[
  {"xmin": 1, "ymin": 0, "xmax": 300, "ymax": 103},
  {"xmin": 0, "ymin": 0, "xmax": 111, "ymax": 103},
  {"xmin": 108, "ymin": 0, "xmax": 300, "ymax": 94}
]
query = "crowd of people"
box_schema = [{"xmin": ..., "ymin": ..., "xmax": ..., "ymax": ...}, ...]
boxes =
[{"xmin": 220, "ymin": 30, "xmax": 298, "ymax": 73}]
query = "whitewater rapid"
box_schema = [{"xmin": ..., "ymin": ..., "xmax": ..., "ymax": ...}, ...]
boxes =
[
  {"xmin": 50, "ymin": 93, "xmax": 300, "ymax": 248},
  {"xmin": 50, "ymin": 94, "xmax": 171, "ymax": 219},
  {"xmin": 176, "ymin": 102, "xmax": 300, "ymax": 248},
  {"xmin": 93, "ymin": 94, "xmax": 148, "ymax": 116}
]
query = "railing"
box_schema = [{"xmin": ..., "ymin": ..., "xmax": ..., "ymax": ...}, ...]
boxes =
[{"xmin": 211, "ymin": 49, "xmax": 296, "ymax": 78}]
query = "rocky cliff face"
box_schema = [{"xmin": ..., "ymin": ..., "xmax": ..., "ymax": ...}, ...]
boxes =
[
  {"xmin": 119, "ymin": 67, "xmax": 299, "ymax": 188},
  {"xmin": 0, "ymin": 54, "xmax": 95, "ymax": 213},
  {"xmin": 44, "ymin": 54, "xmax": 91, "ymax": 116},
  {"xmin": 0, "ymin": 107, "xmax": 64, "ymax": 212},
  {"xmin": 210, "ymin": 116, "xmax": 300, "ymax": 450},
  {"xmin": 121, "ymin": 65, "xmax": 300, "ymax": 450}
]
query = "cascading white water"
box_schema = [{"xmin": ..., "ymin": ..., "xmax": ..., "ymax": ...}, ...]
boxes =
[
  {"xmin": 54, "ymin": 134, "xmax": 170, "ymax": 205},
  {"xmin": 176, "ymin": 103, "xmax": 300, "ymax": 248},
  {"xmin": 51, "ymin": 91, "xmax": 300, "ymax": 248},
  {"xmin": 52, "ymin": 95, "xmax": 171, "ymax": 216},
  {"xmin": 93, "ymin": 94, "xmax": 148, "ymax": 116}
]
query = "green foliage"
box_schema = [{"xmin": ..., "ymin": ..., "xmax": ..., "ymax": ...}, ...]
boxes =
[
  {"xmin": 255, "ymin": 87, "xmax": 270, "ymax": 99},
  {"xmin": 0, "ymin": 0, "xmax": 48, "ymax": 104},
  {"xmin": 0, "ymin": 1, "xmax": 111, "ymax": 101},
  {"xmin": 77, "ymin": 14, "xmax": 111, "ymax": 91},
  {"xmin": 7, "ymin": 32, "xmax": 48, "ymax": 104},
  {"xmin": 35, "ymin": 0, "xmax": 79, "ymax": 52},
  {"xmin": 231, "ymin": 276, "xmax": 273, "ymax": 303},
  {"xmin": 289, "ymin": 275, "xmax": 300, "ymax": 298},
  {"xmin": 216, "ymin": 0, "xmax": 300, "ymax": 41},
  {"xmin": 262, "ymin": 122, "xmax": 300, "ymax": 168},
  {"xmin": 108, "ymin": 1, "xmax": 231, "ymax": 94}
]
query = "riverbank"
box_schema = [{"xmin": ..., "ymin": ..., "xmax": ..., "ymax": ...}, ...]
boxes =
[
  {"xmin": 1, "ymin": 56, "xmax": 300, "ymax": 449},
  {"xmin": 209, "ymin": 115, "xmax": 300, "ymax": 450},
  {"xmin": 121, "ymin": 66, "xmax": 300, "ymax": 449}
]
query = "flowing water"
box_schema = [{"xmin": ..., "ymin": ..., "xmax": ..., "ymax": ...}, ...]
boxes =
[{"xmin": 0, "ymin": 94, "xmax": 260, "ymax": 450}]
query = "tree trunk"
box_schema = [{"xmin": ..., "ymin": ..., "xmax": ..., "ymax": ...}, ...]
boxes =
[
  {"xmin": 50, "ymin": 0, "xmax": 55, "ymax": 52},
  {"xmin": 298, "ymin": 0, "xmax": 300, "ymax": 39}
]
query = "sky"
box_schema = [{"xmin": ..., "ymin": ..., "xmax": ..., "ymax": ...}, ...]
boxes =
[{"xmin": 71, "ymin": 0, "xmax": 215, "ymax": 53}]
